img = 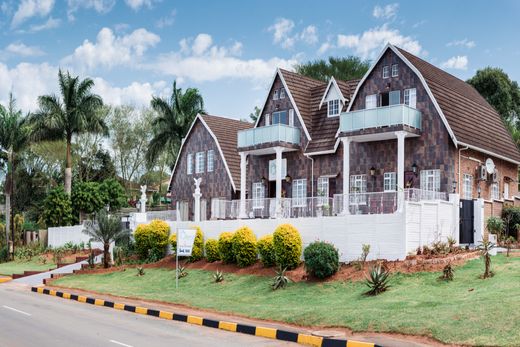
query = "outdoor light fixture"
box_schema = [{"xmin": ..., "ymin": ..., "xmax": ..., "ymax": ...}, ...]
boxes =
[
  {"xmin": 261, "ymin": 176, "xmax": 267, "ymax": 185},
  {"xmin": 370, "ymin": 167, "xmax": 377, "ymax": 177},
  {"xmin": 478, "ymin": 185, "xmax": 481, "ymax": 198},
  {"xmin": 285, "ymin": 174, "xmax": 292, "ymax": 183},
  {"xmin": 452, "ymin": 181, "xmax": 457, "ymax": 193},
  {"xmin": 411, "ymin": 163, "xmax": 418, "ymax": 175}
]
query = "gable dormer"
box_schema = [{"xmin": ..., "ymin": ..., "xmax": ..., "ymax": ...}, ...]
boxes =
[{"xmin": 319, "ymin": 76, "xmax": 347, "ymax": 117}]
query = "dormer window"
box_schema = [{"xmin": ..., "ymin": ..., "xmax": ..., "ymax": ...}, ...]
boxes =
[
  {"xmin": 328, "ymin": 99, "xmax": 340, "ymax": 117},
  {"xmin": 383, "ymin": 66, "xmax": 390, "ymax": 79},
  {"xmin": 279, "ymin": 88, "xmax": 286, "ymax": 99},
  {"xmin": 391, "ymin": 64, "xmax": 399, "ymax": 77},
  {"xmin": 273, "ymin": 89, "xmax": 279, "ymax": 100}
]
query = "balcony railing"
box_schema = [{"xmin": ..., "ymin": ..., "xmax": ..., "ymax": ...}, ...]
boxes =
[
  {"xmin": 237, "ymin": 124, "xmax": 300, "ymax": 149},
  {"xmin": 339, "ymin": 104, "xmax": 422, "ymax": 133},
  {"xmin": 404, "ymin": 188, "xmax": 447, "ymax": 202}
]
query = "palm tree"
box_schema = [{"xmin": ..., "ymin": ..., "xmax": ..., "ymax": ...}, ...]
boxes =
[
  {"xmin": 83, "ymin": 209, "xmax": 130, "ymax": 268},
  {"xmin": 29, "ymin": 70, "xmax": 106, "ymax": 195},
  {"xmin": 146, "ymin": 81, "xmax": 205, "ymax": 167}
]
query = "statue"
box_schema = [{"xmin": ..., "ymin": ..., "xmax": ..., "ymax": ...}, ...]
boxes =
[
  {"xmin": 193, "ymin": 178, "xmax": 202, "ymax": 194},
  {"xmin": 193, "ymin": 178, "xmax": 202, "ymax": 222},
  {"xmin": 139, "ymin": 185, "xmax": 147, "ymax": 213}
]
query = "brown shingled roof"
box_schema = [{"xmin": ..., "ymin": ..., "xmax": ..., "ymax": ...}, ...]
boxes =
[
  {"xmin": 200, "ymin": 114, "xmax": 253, "ymax": 190},
  {"xmin": 397, "ymin": 47, "xmax": 520, "ymax": 163}
]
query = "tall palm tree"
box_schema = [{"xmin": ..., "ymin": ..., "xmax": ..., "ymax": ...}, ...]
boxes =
[
  {"xmin": 29, "ymin": 70, "xmax": 106, "ymax": 195},
  {"xmin": 146, "ymin": 81, "xmax": 205, "ymax": 167}
]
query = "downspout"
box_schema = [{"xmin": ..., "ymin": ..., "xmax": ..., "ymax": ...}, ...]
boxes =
[
  {"xmin": 458, "ymin": 145, "xmax": 469, "ymax": 195},
  {"xmin": 304, "ymin": 141, "xmax": 315, "ymax": 215}
]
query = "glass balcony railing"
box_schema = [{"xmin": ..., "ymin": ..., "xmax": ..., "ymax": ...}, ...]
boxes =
[
  {"xmin": 237, "ymin": 124, "xmax": 300, "ymax": 148},
  {"xmin": 340, "ymin": 104, "xmax": 422, "ymax": 133}
]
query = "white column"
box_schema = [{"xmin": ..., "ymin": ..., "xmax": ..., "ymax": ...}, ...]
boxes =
[
  {"xmin": 341, "ymin": 137, "xmax": 351, "ymax": 214},
  {"xmin": 396, "ymin": 131, "xmax": 407, "ymax": 212},
  {"xmin": 275, "ymin": 146, "xmax": 283, "ymax": 218},
  {"xmin": 239, "ymin": 152, "xmax": 248, "ymax": 219}
]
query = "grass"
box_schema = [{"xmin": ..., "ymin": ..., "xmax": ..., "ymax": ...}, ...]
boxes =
[
  {"xmin": 52, "ymin": 255, "xmax": 520, "ymax": 346},
  {"xmin": 0, "ymin": 259, "xmax": 56, "ymax": 275}
]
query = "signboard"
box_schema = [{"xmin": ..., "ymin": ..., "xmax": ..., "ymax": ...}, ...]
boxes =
[
  {"xmin": 268, "ymin": 159, "xmax": 287, "ymax": 181},
  {"xmin": 177, "ymin": 229, "xmax": 197, "ymax": 256}
]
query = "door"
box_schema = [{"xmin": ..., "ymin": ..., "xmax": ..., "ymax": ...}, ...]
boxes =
[{"xmin": 459, "ymin": 199, "xmax": 474, "ymax": 244}]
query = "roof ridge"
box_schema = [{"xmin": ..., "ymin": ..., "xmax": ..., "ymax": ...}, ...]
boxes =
[{"xmin": 201, "ymin": 113, "xmax": 252, "ymax": 125}]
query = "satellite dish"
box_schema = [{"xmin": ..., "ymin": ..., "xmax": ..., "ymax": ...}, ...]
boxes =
[{"xmin": 485, "ymin": 158, "xmax": 495, "ymax": 174}]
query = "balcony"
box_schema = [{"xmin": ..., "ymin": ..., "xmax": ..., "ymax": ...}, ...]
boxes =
[
  {"xmin": 339, "ymin": 104, "xmax": 422, "ymax": 135},
  {"xmin": 237, "ymin": 124, "xmax": 300, "ymax": 151}
]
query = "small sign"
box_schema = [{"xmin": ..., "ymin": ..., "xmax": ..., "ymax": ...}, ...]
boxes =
[{"xmin": 177, "ymin": 229, "xmax": 197, "ymax": 256}]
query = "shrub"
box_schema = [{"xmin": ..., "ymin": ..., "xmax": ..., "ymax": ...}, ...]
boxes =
[
  {"xmin": 303, "ymin": 241, "xmax": 340, "ymax": 279},
  {"xmin": 271, "ymin": 266, "xmax": 290, "ymax": 290},
  {"xmin": 42, "ymin": 187, "xmax": 74, "ymax": 227},
  {"xmin": 100, "ymin": 178, "xmax": 127, "ymax": 211},
  {"xmin": 440, "ymin": 263, "xmax": 454, "ymax": 281},
  {"xmin": 71, "ymin": 181, "xmax": 106, "ymax": 216},
  {"xmin": 502, "ymin": 205, "xmax": 520, "ymax": 238},
  {"xmin": 218, "ymin": 232, "xmax": 235, "ymax": 263},
  {"xmin": 205, "ymin": 239, "xmax": 220, "ymax": 262},
  {"xmin": 273, "ymin": 224, "xmax": 302, "ymax": 270},
  {"xmin": 190, "ymin": 227, "xmax": 204, "ymax": 262},
  {"xmin": 213, "ymin": 269, "xmax": 224, "ymax": 283},
  {"xmin": 232, "ymin": 226, "xmax": 257, "ymax": 267},
  {"xmin": 257, "ymin": 234, "xmax": 276, "ymax": 267},
  {"xmin": 169, "ymin": 233, "xmax": 177, "ymax": 253},
  {"xmin": 133, "ymin": 220, "xmax": 170, "ymax": 261},
  {"xmin": 364, "ymin": 264, "xmax": 390, "ymax": 296},
  {"xmin": 478, "ymin": 239, "xmax": 495, "ymax": 279},
  {"xmin": 486, "ymin": 216, "xmax": 504, "ymax": 240},
  {"xmin": 0, "ymin": 246, "xmax": 9, "ymax": 263}
]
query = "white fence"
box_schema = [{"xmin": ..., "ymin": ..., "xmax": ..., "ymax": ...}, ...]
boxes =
[{"xmin": 47, "ymin": 224, "xmax": 113, "ymax": 253}]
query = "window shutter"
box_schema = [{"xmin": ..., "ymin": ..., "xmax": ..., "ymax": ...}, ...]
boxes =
[
  {"xmin": 289, "ymin": 109, "xmax": 294, "ymax": 126},
  {"xmin": 265, "ymin": 114, "xmax": 270, "ymax": 126}
]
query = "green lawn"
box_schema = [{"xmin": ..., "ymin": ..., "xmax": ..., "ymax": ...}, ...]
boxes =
[
  {"xmin": 52, "ymin": 255, "xmax": 520, "ymax": 346},
  {"xmin": 0, "ymin": 259, "xmax": 56, "ymax": 275}
]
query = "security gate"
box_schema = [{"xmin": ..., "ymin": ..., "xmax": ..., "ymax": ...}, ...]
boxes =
[{"xmin": 459, "ymin": 199, "xmax": 474, "ymax": 244}]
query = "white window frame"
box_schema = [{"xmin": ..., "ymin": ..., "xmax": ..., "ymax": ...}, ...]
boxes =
[
  {"xmin": 252, "ymin": 182, "xmax": 265, "ymax": 209},
  {"xmin": 491, "ymin": 182, "xmax": 500, "ymax": 200},
  {"xmin": 389, "ymin": 90, "xmax": 401, "ymax": 105},
  {"xmin": 279, "ymin": 88, "xmax": 286, "ymax": 99},
  {"xmin": 404, "ymin": 88, "xmax": 417, "ymax": 109},
  {"xmin": 273, "ymin": 89, "xmax": 279, "ymax": 100},
  {"xmin": 207, "ymin": 150, "xmax": 214, "ymax": 172},
  {"xmin": 365, "ymin": 94, "xmax": 377, "ymax": 109},
  {"xmin": 187, "ymin": 153, "xmax": 193, "ymax": 175},
  {"xmin": 288, "ymin": 109, "xmax": 294, "ymax": 126},
  {"xmin": 292, "ymin": 179, "xmax": 307, "ymax": 207},
  {"xmin": 382, "ymin": 65, "xmax": 390, "ymax": 79},
  {"xmin": 195, "ymin": 151, "xmax": 205, "ymax": 174},
  {"xmin": 504, "ymin": 181, "xmax": 510, "ymax": 200},
  {"xmin": 265, "ymin": 113, "xmax": 270, "ymax": 126},
  {"xmin": 384, "ymin": 172, "xmax": 396, "ymax": 192},
  {"xmin": 463, "ymin": 174, "xmax": 473, "ymax": 200},
  {"xmin": 317, "ymin": 177, "xmax": 329, "ymax": 206},
  {"xmin": 327, "ymin": 99, "xmax": 340, "ymax": 117},
  {"xmin": 391, "ymin": 64, "xmax": 398, "ymax": 77},
  {"xmin": 420, "ymin": 169, "xmax": 441, "ymax": 192},
  {"xmin": 350, "ymin": 174, "xmax": 367, "ymax": 205},
  {"xmin": 272, "ymin": 110, "xmax": 287, "ymax": 125}
]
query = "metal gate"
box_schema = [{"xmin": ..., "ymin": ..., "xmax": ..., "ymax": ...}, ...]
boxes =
[{"xmin": 459, "ymin": 199, "xmax": 474, "ymax": 244}]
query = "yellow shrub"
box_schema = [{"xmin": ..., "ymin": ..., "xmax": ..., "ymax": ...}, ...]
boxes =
[
  {"xmin": 257, "ymin": 234, "xmax": 275, "ymax": 267},
  {"xmin": 134, "ymin": 220, "xmax": 170, "ymax": 261},
  {"xmin": 190, "ymin": 227, "xmax": 204, "ymax": 262},
  {"xmin": 232, "ymin": 226, "xmax": 257, "ymax": 267},
  {"xmin": 218, "ymin": 232, "xmax": 235, "ymax": 264},
  {"xmin": 169, "ymin": 233, "xmax": 177, "ymax": 252},
  {"xmin": 205, "ymin": 238, "xmax": 220, "ymax": 262},
  {"xmin": 273, "ymin": 224, "xmax": 302, "ymax": 270}
]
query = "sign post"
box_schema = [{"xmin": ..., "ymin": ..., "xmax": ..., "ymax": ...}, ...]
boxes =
[{"xmin": 176, "ymin": 228, "xmax": 197, "ymax": 289}]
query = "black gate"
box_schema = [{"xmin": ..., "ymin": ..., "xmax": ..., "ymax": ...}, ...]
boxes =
[{"xmin": 459, "ymin": 199, "xmax": 474, "ymax": 244}]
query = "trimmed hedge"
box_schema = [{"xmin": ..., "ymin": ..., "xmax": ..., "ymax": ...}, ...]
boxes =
[
  {"xmin": 218, "ymin": 232, "xmax": 235, "ymax": 264},
  {"xmin": 190, "ymin": 227, "xmax": 204, "ymax": 262},
  {"xmin": 205, "ymin": 239, "xmax": 220, "ymax": 262},
  {"xmin": 303, "ymin": 241, "xmax": 339, "ymax": 279},
  {"xmin": 232, "ymin": 226, "xmax": 257, "ymax": 267},
  {"xmin": 169, "ymin": 233, "xmax": 177, "ymax": 252},
  {"xmin": 257, "ymin": 234, "xmax": 276, "ymax": 267},
  {"xmin": 134, "ymin": 220, "xmax": 170, "ymax": 261},
  {"xmin": 273, "ymin": 224, "xmax": 302, "ymax": 270}
]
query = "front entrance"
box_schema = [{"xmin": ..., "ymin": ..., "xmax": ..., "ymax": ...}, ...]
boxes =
[
  {"xmin": 459, "ymin": 199, "xmax": 474, "ymax": 244},
  {"xmin": 268, "ymin": 181, "xmax": 276, "ymax": 198}
]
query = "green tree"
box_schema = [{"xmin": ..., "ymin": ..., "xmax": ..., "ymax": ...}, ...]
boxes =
[
  {"xmin": 249, "ymin": 106, "xmax": 261, "ymax": 123},
  {"xmin": 29, "ymin": 70, "xmax": 106, "ymax": 195},
  {"xmin": 100, "ymin": 178, "xmax": 127, "ymax": 211},
  {"xmin": 146, "ymin": 81, "xmax": 205, "ymax": 167},
  {"xmin": 42, "ymin": 186, "xmax": 74, "ymax": 227},
  {"xmin": 295, "ymin": 56, "xmax": 370, "ymax": 82},
  {"xmin": 71, "ymin": 181, "xmax": 107, "ymax": 219},
  {"xmin": 83, "ymin": 209, "xmax": 130, "ymax": 268}
]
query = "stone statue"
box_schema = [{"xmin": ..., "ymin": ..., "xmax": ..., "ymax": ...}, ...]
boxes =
[
  {"xmin": 193, "ymin": 178, "xmax": 202, "ymax": 222},
  {"xmin": 139, "ymin": 185, "xmax": 147, "ymax": 213},
  {"xmin": 193, "ymin": 178, "xmax": 202, "ymax": 193}
]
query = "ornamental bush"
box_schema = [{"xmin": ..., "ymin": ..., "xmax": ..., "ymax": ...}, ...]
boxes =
[
  {"xmin": 273, "ymin": 224, "xmax": 302, "ymax": 270},
  {"xmin": 71, "ymin": 181, "xmax": 107, "ymax": 216},
  {"xmin": 232, "ymin": 226, "xmax": 257, "ymax": 267},
  {"xmin": 190, "ymin": 227, "xmax": 204, "ymax": 262},
  {"xmin": 218, "ymin": 232, "xmax": 235, "ymax": 264},
  {"xmin": 134, "ymin": 220, "xmax": 170, "ymax": 261},
  {"xmin": 303, "ymin": 241, "xmax": 340, "ymax": 279},
  {"xmin": 42, "ymin": 186, "xmax": 74, "ymax": 227},
  {"xmin": 205, "ymin": 239, "xmax": 220, "ymax": 262},
  {"xmin": 169, "ymin": 233, "xmax": 177, "ymax": 252},
  {"xmin": 257, "ymin": 234, "xmax": 276, "ymax": 267}
]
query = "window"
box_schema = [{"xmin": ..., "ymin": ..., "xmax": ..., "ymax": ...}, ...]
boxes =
[
  {"xmin": 404, "ymin": 88, "xmax": 417, "ymax": 108},
  {"xmin": 382, "ymin": 65, "xmax": 390, "ymax": 79},
  {"xmin": 328, "ymin": 99, "xmax": 340, "ymax": 117},
  {"xmin": 504, "ymin": 182, "xmax": 510, "ymax": 200},
  {"xmin": 384, "ymin": 172, "xmax": 396, "ymax": 192},
  {"xmin": 195, "ymin": 152, "xmax": 205, "ymax": 173},
  {"xmin": 420, "ymin": 169, "xmax": 441, "ymax": 192},
  {"xmin": 207, "ymin": 150, "xmax": 214, "ymax": 172},
  {"xmin": 279, "ymin": 88, "xmax": 286, "ymax": 99},
  {"xmin": 272, "ymin": 111, "xmax": 287, "ymax": 125},
  {"xmin": 179, "ymin": 201, "xmax": 189, "ymax": 221},
  {"xmin": 389, "ymin": 90, "xmax": 400, "ymax": 105},
  {"xmin": 463, "ymin": 174, "xmax": 473, "ymax": 200},
  {"xmin": 265, "ymin": 113, "xmax": 270, "ymax": 126},
  {"xmin": 273, "ymin": 89, "xmax": 279, "ymax": 100},
  {"xmin": 317, "ymin": 177, "xmax": 329, "ymax": 205},
  {"xmin": 288, "ymin": 109, "xmax": 294, "ymax": 126},
  {"xmin": 366, "ymin": 94, "xmax": 377, "ymax": 109},
  {"xmin": 491, "ymin": 182, "xmax": 500, "ymax": 200},
  {"xmin": 252, "ymin": 182, "xmax": 265, "ymax": 209},
  {"xmin": 391, "ymin": 64, "xmax": 398, "ymax": 77},
  {"xmin": 293, "ymin": 179, "xmax": 307, "ymax": 207},
  {"xmin": 211, "ymin": 198, "xmax": 226, "ymax": 219},
  {"xmin": 187, "ymin": 153, "xmax": 193, "ymax": 175},
  {"xmin": 350, "ymin": 174, "xmax": 367, "ymax": 204}
]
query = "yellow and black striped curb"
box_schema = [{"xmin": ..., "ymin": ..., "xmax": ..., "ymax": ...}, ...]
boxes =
[
  {"xmin": 0, "ymin": 277, "xmax": 12, "ymax": 283},
  {"xmin": 32, "ymin": 287, "xmax": 381, "ymax": 347}
]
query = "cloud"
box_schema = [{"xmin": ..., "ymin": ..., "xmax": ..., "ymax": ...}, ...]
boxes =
[
  {"xmin": 27, "ymin": 16, "xmax": 60, "ymax": 32},
  {"xmin": 66, "ymin": 0, "xmax": 115, "ymax": 21},
  {"xmin": 447, "ymin": 39, "xmax": 476, "ymax": 49},
  {"xmin": 155, "ymin": 9, "xmax": 176, "ymax": 28},
  {"xmin": 441, "ymin": 55, "xmax": 468, "ymax": 70},
  {"xmin": 4, "ymin": 42, "xmax": 45, "ymax": 57},
  {"xmin": 336, "ymin": 24, "xmax": 423, "ymax": 59},
  {"xmin": 372, "ymin": 3, "xmax": 399, "ymax": 19},
  {"xmin": 192, "ymin": 33, "xmax": 213, "ymax": 55},
  {"xmin": 61, "ymin": 27, "xmax": 160, "ymax": 71},
  {"xmin": 300, "ymin": 25, "xmax": 318, "ymax": 45},
  {"xmin": 92, "ymin": 78, "xmax": 168, "ymax": 106},
  {"xmin": 11, "ymin": 0, "xmax": 54, "ymax": 28},
  {"xmin": 268, "ymin": 18, "xmax": 319, "ymax": 49},
  {"xmin": 124, "ymin": 0, "xmax": 157, "ymax": 11},
  {"xmin": 318, "ymin": 41, "xmax": 333, "ymax": 55}
]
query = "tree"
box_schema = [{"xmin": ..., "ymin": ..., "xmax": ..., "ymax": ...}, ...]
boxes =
[
  {"xmin": 71, "ymin": 181, "xmax": 107, "ymax": 220},
  {"xmin": 146, "ymin": 81, "xmax": 205, "ymax": 167},
  {"xmin": 42, "ymin": 186, "xmax": 74, "ymax": 227},
  {"xmin": 99, "ymin": 178, "xmax": 127, "ymax": 211},
  {"xmin": 29, "ymin": 69, "xmax": 106, "ymax": 195},
  {"xmin": 249, "ymin": 106, "xmax": 261, "ymax": 123},
  {"xmin": 295, "ymin": 56, "xmax": 371, "ymax": 82},
  {"xmin": 83, "ymin": 209, "xmax": 130, "ymax": 268}
]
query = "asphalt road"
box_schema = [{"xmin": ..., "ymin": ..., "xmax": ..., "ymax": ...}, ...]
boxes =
[{"xmin": 0, "ymin": 284, "xmax": 293, "ymax": 347}]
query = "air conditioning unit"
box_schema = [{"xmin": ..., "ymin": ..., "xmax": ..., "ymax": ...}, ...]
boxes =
[
  {"xmin": 492, "ymin": 170, "xmax": 499, "ymax": 183},
  {"xmin": 478, "ymin": 165, "xmax": 487, "ymax": 181}
]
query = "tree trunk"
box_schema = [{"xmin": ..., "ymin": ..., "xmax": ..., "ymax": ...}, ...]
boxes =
[
  {"xmin": 103, "ymin": 242, "xmax": 110, "ymax": 269},
  {"xmin": 65, "ymin": 137, "xmax": 72, "ymax": 195}
]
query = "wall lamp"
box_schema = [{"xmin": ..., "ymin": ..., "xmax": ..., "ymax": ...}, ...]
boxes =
[
  {"xmin": 411, "ymin": 163, "xmax": 418, "ymax": 175},
  {"xmin": 285, "ymin": 174, "xmax": 292, "ymax": 183}
]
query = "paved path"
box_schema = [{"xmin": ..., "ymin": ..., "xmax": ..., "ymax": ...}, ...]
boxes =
[{"xmin": 0, "ymin": 284, "xmax": 292, "ymax": 347}]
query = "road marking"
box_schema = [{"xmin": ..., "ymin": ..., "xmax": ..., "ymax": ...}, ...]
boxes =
[
  {"xmin": 109, "ymin": 340, "xmax": 134, "ymax": 347},
  {"xmin": 2, "ymin": 305, "xmax": 31, "ymax": 316}
]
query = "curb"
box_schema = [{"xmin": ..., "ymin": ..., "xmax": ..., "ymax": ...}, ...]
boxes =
[
  {"xmin": 0, "ymin": 277, "xmax": 12, "ymax": 283},
  {"xmin": 31, "ymin": 287, "xmax": 382, "ymax": 347}
]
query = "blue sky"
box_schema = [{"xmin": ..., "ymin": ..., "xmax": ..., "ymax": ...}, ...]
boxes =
[{"xmin": 0, "ymin": 0, "xmax": 519, "ymax": 119}]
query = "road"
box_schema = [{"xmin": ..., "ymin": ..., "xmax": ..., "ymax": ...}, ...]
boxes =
[{"xmin": 0, "ymin": 284, "xmax": 293, "ymax": 347}]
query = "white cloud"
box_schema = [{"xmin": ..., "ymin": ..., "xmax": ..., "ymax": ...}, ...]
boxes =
[
  {"xmin": 155, "ymin": 10, "xmax": 176, "ymax": 28},
  {"xmin": 336, "ymin": 24, "xmax": 423, "ymax": 59},
  {"xmin": 66, "ymin": 0, "xmax": 115, "ymax": 21},
  {"xmin": 447, "ymin": 39, "xmax": 476, "ymax": 49},
  {"xmin": 192, "ymin": 33, "xmax": 213, "ymax": 55},
  {"xmin": 61, "ymin": 27, "xmax": 160, "ymax": 71},
  {"xmin": 268, "ymin": 18, "xmax": 319, "ymax": 49},
  {"xmin": 372, "ymin": 3, "xmax": 399, "ymax": 19},
  {"xmin": 317, "ymin": 41, "xmax": 333, "ymax": 55},
  {"xmin": 441, "ymin": 55, "xmax": 468, "ymax": 70},
  {"xmin": 5, "ymin": 43, "xmax": 45, "ymax": 57},
  {"xmin": 11, "ymin": 0, "xmax": 54, "ymax": 28},
  {"xmin": 124, "ymin": 0, "xmax": 156, "ymax": 11},
  {"xmin": 92, "ymin": 78, "xmax": 168, "ymax": 106},
  {"xmin": 300, "ymin": 25, "xmax": 318, "ymax": 45},
  {"xmin": 27, "ymin": 16, "xmax": 60, "ymax": 32}
]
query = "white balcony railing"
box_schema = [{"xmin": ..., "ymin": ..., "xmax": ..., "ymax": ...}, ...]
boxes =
[
  {"xmin": 237, "ymin": 124, "xmax": 300, "ymax": 148},
  {"xmin": 404, "ymin": 188, "xmax": 447, "ymax": 202},
  {"xmin": 340, "ymin": 104, "xmax": 422, "ymax": 133}
]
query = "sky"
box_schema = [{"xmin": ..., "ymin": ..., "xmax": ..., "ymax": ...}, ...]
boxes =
[{"xmin": 0, "ymin": 0, "xmax": 519, "ymax": 119}]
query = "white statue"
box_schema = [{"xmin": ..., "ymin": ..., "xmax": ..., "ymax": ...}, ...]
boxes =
[
  {"xmin": 193, "ymin": 178, "xmax": 202, "ymax": 194},
  {"xmin": 193, "ymin": 178, "xmax": 202, "ymax": 222},
  {"xmin": 139, "ymin": 185, "xmax": 147, "ymax": 213}
]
